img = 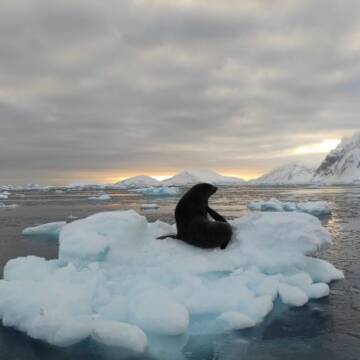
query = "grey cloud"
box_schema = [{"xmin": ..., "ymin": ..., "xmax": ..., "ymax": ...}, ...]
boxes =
[{"xmin": 1, "ymin": 0, "xmax": 360, "ymax": 184}]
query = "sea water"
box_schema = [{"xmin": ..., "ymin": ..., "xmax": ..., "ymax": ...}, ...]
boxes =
[{"xmin": 0, "ymin": 185, "xmax": 358, "ymax": 360}]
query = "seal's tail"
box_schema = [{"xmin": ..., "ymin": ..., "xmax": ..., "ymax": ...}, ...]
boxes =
[{"xmin": 157, "ymin": 234, "xmax": 178, "ymax": 240}]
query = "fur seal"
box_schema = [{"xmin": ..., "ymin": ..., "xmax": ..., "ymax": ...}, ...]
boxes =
[{"xmin": 157, "ymin": 183, "xmax": 232, "ymax": 249}]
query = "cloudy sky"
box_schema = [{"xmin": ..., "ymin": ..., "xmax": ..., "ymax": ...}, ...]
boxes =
[{"xmin": 1, "ymin": 0, "xmax": 360, "ymax": 184}]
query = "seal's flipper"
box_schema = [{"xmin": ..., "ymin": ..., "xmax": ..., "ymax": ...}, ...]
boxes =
[{"xmin": 206, "ymin": 206, "xmax": 227, "ymax": 223}]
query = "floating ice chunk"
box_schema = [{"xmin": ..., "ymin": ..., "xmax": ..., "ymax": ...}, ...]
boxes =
[
  {"xmin": 22, "ymin": 221, "xmax": 67, "ymax": 240},
  {"xmin": 217, "ymin": 312, "xmax": 256, "ymax": 330},
  {"xmin": 296, "ymin": 201, "xmax": 331, "ymax": 216},
  {"xmin": 59, "ymin": 210, "xmax": 148, "ymax": 266},
  {"xmin": 0, "ymin": 202, "xmax": 18, "ymax": 209},
  {"xmin": 0, "ymin": 210, "xmax": 343, "ymax": 349},
  {"xmin": 248, "ymin": 198, "xmax": 331, "ymax": 216},
  {"xmin": 301, "ymin": 257, "xmax": 344, "ymax": 283},
  {"xmin": 0, "ymin": 193, "xmax": 9, "ymax": 199},
  {"xmin": 28, "ymin": 314, "xmax": 91, "ymax": 347},
  {"xmin": 232, "ymin": 212, "xmax": 332, "ymax": 273},
  {"xmin": 141, "ymin": 203, "xmax": 159, "ymax": 209},
  {"xmin": 129, "ymin": 290, "xmax": 189, "ymax": 335},
  {"xmin": 278, "ymin": 283, "xmax": 308, "ymax": 306},
  {"xmin": 97, "ymin": 296, "xmax": 129, "ymax": 322},
  {"xmin": 92, "ymin": 320, "xmax": 147, "ymax": 353},
  {"xmin": 88, "ymin": 194, "xmax": 111, "ymax": 201},
  {"xmin": 134, "ymin": 186, "xmax": 180, "ymax": 196}
]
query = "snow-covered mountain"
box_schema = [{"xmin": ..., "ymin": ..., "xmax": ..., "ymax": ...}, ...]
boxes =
[
  {"xmin": 251, "ymin": 162, "xmax": 315, "ymax": 185},
  {"xmin": 115, "ymin": 175, "xmax": 160, "ymax": 188},
  {"xmin": 161, "ymin": 170, "xmax": 246, "ymax": 186},
  {"xmin": 313, "ymin": 132, "xmax": 360, "ymax": 183}
]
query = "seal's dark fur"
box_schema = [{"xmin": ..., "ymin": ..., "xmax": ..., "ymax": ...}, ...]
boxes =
[{"xmin": 157, "ymin": 183, "xmax": 232, "ymax": 249}]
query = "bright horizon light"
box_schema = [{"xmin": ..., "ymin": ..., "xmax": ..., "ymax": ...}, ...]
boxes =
[{"xmin": 292, "ymin": 139, "xmax": 340, "ymax": 155}]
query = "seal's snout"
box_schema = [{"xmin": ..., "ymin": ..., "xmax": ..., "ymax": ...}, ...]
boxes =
[{"xmin": 212, "ymin": 185, "xmax": 218, "ymax": 194}]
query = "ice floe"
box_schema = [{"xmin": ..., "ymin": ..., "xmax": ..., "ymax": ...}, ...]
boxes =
[
  {"xmin": 134, "ymin": 186, "xmax": 180, "ymax": 196},
  {"xmin": 248, "ymin": 198, "xmax": 331, "ymax": 216},
  {"xmin": 22, "ymin": 221, "xmax": 67, "ymax": 240},
  {"xmin": 88, "ymin": 194, "xmax": 111, "ymax": 201},
  {"xmin": 0, "ymin": 202, "xmax": 18, "ymax": 209},
  {"xmin": 0, "ymin": 210, "xmax": 343, "ymax": 354}
]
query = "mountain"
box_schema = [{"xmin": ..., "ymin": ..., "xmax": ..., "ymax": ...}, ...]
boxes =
[
  {"xmin": 161, "ymin": 169, "xmax": 246, "ymax": 186},
  {"xmin": 115, "ymin": 175, "xmax": 160, "ymax": 188},
  {"xmin": 313, "ymin": 132, "xmax": 360, "ymax": 183},
  {"xmin": 251, "ymin": 162, "xmax": 315, "ymax": 185}
]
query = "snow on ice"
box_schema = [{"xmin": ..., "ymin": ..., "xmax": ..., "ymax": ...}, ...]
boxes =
[
  {"xmin": 0, "ymin": 210, "xmax": 343, "ymax": 354},
  {"xmin": 248, "ymin": 198, "xmax": 331, "ymax": 216}
]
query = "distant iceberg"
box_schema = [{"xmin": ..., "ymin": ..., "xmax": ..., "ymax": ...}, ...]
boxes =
[
  {"xmin": 0, "ymin": 210, "xmax": 343, "ymax": 353},
  {"xmin": 0, "ymin": 202, "xmax": 18, "ymax": 209},
  {"xmin": 88, "ymin": 194, "xmax": 111, "ymax": 201},
  {"xmin": 134, "ymin": 186, "xmax": 180, "ymax": 196},
  {"xmin": 248, "ymin": 198, "xmax": 331, "ymax": 216}
]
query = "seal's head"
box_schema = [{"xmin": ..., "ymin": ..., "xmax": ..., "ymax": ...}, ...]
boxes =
[{"xmin": 186, "ymin": 183, "xmax": 217, "ymax": 203}]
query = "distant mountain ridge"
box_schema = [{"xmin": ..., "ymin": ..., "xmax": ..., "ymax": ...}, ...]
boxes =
[
  {"xmin": 109, "ymin": 132, "xmax": 360, "ymax": 188},
  {"xmin": 250, "ymin": 162, "xmax": 316, "ymax": 185},
  {"xmin": 114, "ymin": 175, "xmax": 160, "ymax": 188},
  {"xmin": 161, "ymin": 170, "xmax": 246, "ymax": 186},
  {"xmin": 313, "ymin": 132, "xmax": 360, "ymax": 183},
  {"xmin": 116, "ymin": 170, "xmax": 246, "ymax": 188}
]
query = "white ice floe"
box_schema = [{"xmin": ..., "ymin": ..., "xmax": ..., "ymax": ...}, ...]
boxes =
[
  {"xmin": 134, "ymin": 186, "xmax": 180, "ymax": 196},
  {"xmin": 0, "ymin": 202, "xmax": 18, "ymax": 209},
  {"xmin": 248, "ymin": 198, "xmax": 331, "ymax": 216},
  {"xmin": 0, "ymin": 210, "xmax": 343, "ymax": 353},
  {"xmin": 0, "ymin": 193, "xmax": 9, "ymax": 199},
  {"xmin": 88, "ymin": 194, "xmax": 111, "ymax": 201},
  {"xmin": 22, "ymin": 222, "xmax": 67, "ymax": 240},
  {"xmin": 140, "ymin": 203, "xmax": 159, "ymax": 209}
]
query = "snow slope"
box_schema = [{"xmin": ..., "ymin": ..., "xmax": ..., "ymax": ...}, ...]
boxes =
[
  {"xmin": 313, "ymin": 132, "xmax": 360, "ymax": 183},
  {"xmin": 161, "ymin": 170, "xmax": 245, "ymax": 186},
  {"xmin": 251, "ymin": 162, "xmax": 315, "ymax": 185},
  {"xmin": 115, "ymin": 176, "xmax": 160, "ymax": 189},
  {"xmin": 0, "ymin": 210, "xmax": 343, "ymax": 353}
]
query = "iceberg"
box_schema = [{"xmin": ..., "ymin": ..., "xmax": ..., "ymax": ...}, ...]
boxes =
[
  {"xmin": 0, "ymin": 202, "xmax": 18, "ymax": 209},
  {"xmin": 134, "ymin": 186, "xmax": 180, "ymax": 196},
  {"xmin": 22, "ymin": 221, "xmax": 67, "ymax": 240},
  {"xmin": 248, "ymin": 198, "xmax": 331, "ymax": 216},
  {"xmin": 0, "ymin": 210, "xmax": 343, "ymax": 353},
  {"xmin": 88, "ymin": 194, "xmax": 111, "ymax": 201}
]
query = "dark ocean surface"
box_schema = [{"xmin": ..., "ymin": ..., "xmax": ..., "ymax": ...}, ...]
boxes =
[{"xmin": 0, "ymin": 185, "xmax": 359, "ymax": 360}]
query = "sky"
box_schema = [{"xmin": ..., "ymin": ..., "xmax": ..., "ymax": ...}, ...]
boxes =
[{"xmin": 1, "ymin": 0, "xmax": 360, "ymax": 185}]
